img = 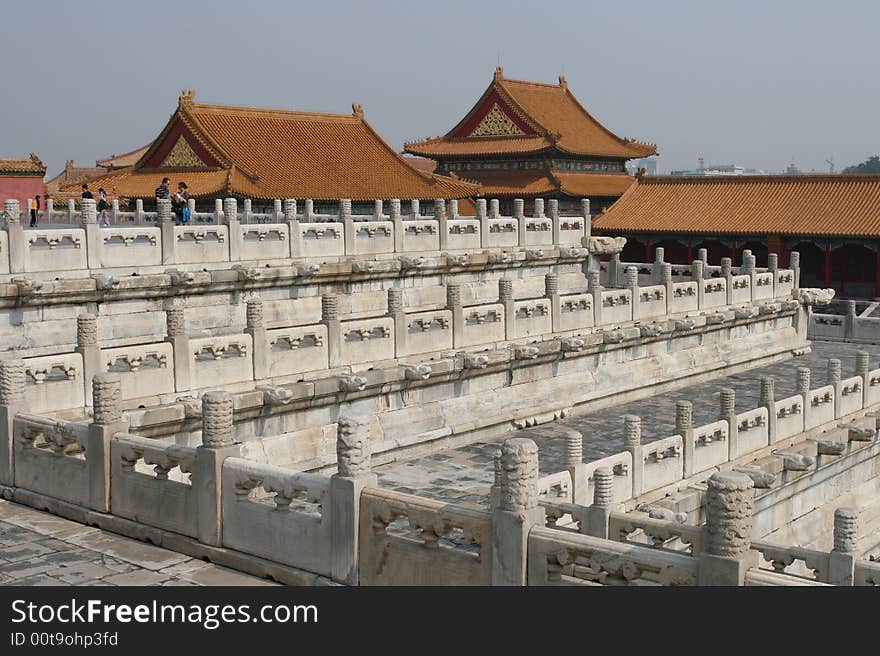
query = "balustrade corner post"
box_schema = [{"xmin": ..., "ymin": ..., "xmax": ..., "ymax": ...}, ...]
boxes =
[
  {"xmin": 223, "ymin": 198, "xmax": 241, "ymax": 262},
  {"xmin": 676, "ymin": 400, "xmax": 695, "ymax": 477},
  {"xmin": 434, "ymin": 199, "xmax": 448, "ymax": 251},
  {"xmin": 586, "ymin": 467, "xmax": 614, "ymax": 539},
  {"xmin": 828, "ymin": 358, "xmax": 843, "ymax": 419},
  {"xmin": 651, "ymin": 246, "xmax": 665, "ymax": 284},
  {"xmin": 588, "ymin": 269, "xmax": 603, "ymax": 326},
  {"xmin": 697, "ymin": 471, "xmax": 756, "ymax": 586},
  {"xmin": 548, "ymin": 198, "xmax": 561, "ymax": 247},
  {"xmin": 245, "ymin": 297, "xmax": 268, "ymax": 381},
  {"xmin": 581, "ymin": 198, "xmax": 591, "ymax": 241},
  {"xmin": 760, "ymin": 376, "xmax": 778, "ymax": 444},
  {"xmin": 283, "ymin": 199, "xmax": 301, "ymax": 258},
  {"xmin": 563, "ymin": 430, "xmax": 586, "ymax": 505},
  {"xmin": 0, "ymin": 359, "xmax": 26, "ymax": 486},
  {"xmin": 195, "ymin": 390, "xmax": 241, "ymax": 547},
  {"xmin": 498, "ymin": 278, "xmax": 515, "ymax": 340},
  {"xmin": 157, "ymin": 198, "xmax": 177, "ymax": 265},
  {"xmin": 692, "ymin": 259, "xmax": 705, "ymax": 309},
  {"xmin": 340, "ymin": 199, "xmax": 356, "ymax": 256},
  {"xmin": 330, "ymin": 413, "xmax": 378, "ymax": 585},
  {"xmin": 476, "ymin": 199, "xmax": 489, "ymax": 249},
  {"xmin": 87, "ymin": 373, "xmax": 125, "ymax": 512},
  {"xmin": 81, "ymin": 198, "xmax": 102, "ymax": 270},
  {"xmin": 4, "ymin": 199, "xmax": 25, "ymax": 274},
  {"xmin": 491, "ymin": 438, "xmax": 544, "ymax": 586},
  {"xmin": 76, "ymin": 314, "xmax": 101, "ymax": 407},
  {"xmin": 388, "ymin": 199, "xmax": 403, "ymax": 254},
  {"xmin": 321, "ymin": 294, "xmax": 343, "ymax": 368},
  {"xmin": 661, "ymin": 262, "xmax": 673, "ymax": 314},
  {"xmin": 446, "ymin": 283, "xmax": 464, "ymax": 349},
  {"xmin": 827, "ymin": 507, "xmax": 859, "ymax": 586},
  {"xmin": 272, "ymin": 198, "xmax": 282, "ymax": 222},
  {"xmin": 544, "ymin": 273, "xmax": 561, "ymax": 333},
  {"xmin": 623, "ymin": 415, "xmax": 643, "ymax": 499},
  {"xmin": 719, "ymin": 387, "xmax": 738, "ymax": 461},
  {"xmin": 720, "ymin": 257, "xmax": 733, "ymax": 306},
  {"xmin": 789, "ymin": 250, "xmax": 801, "ymax": 290},
  {"xmin": 164, "ymin": 300, "xmax": 191, "ymax": 392},
  {"xmin": 387, "ymin": 288, "xmax": 407, "ymax": 357}
]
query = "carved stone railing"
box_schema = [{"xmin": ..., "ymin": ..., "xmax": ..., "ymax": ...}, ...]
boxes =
[
  {"xmin": 607, "ymin": 511, "xmax": 704, "ymax": 555},
  {"xmin": 359, "ymin": 488, "xmax": 492, "ymax": 585},
  {"xmin": 750, "ymin": 539, "xmax": 831, "ymax": 583}
]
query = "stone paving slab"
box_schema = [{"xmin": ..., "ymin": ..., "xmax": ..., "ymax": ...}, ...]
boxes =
[
  {"xmin": 375, "ymin": 340, "xmax": 880, "ymax": 508},
  {"xmin": 0, "ymin": 500, "xmax": 279, "ymax": 587}
]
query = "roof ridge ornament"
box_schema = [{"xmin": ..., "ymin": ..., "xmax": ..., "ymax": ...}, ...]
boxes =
[
  {"xmin": 179, "ymin": 88, "xmax": 196, "ymax": 108},
  {"xmin": 352, "ymin": 103, "xmax": 364, "ymax": 118},
  {"xmin": 558, "ymin": 74, "xmax": 567, "ymax": 88},
  {"xmin": 494, "ymin": 66, "xmax": 504, "ymax": 81}
]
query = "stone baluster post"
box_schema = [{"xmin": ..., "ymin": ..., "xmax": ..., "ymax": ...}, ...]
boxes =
[
  {"xmin": 273, "ymin": 198, "xmax": 282, "ymax": 221},
  {"xmin": 488, "ymin": 198, "xmax": 499, "ymax": 220},
  {"xmin": 677, "ymin": 400, "xmax": 696, "ymax": 477},
  {"xmin": 388, "ymin": 199, "xmax": 402, "ymax": 254},
  {"xmin": 692, "ymin": 259, "xmax": 705, "ymax": 309},
  {"xmin": 828, "ymin": 358, "xmax": 843, "ymax": 418},
  {"xmin": 626, "ymin": 266, "xmax": 640, "ymax": 321},
  {"xmin": 88, "ymin": 374, "xmax": 127, "ymax": 511},
  {"xmin": 548, "ymin": 198, "xmax": 561, "ymax": 247},
  {"xmin": 185, "ymin": 197, "xmax": 194, "ymax": 223},
  {"xmin": 564, "ymin": 429, "xmax": 586, "ymax": 505},
  {"xmin": 4, "ymin": 199, "xmax": 24, "ymax": 273},
  {"xmin": 698, "ymin": 471, "xmax": 755, "ymax": 585},
  {"xmin": 134, "ymin": 199, "xmax": 144, "ymax": 225},
  {"xmin": 81, "ymin": 198, "xmax": 101, "ymax": 269},
  {"xmin": 856, "ymin": 350, "xmax": 871, "ymax": 402},
  {"xmin": 742, "ymin": 251, "xmax": 756, "ymax": 301},
  {"xmin": 67, "ymin": 198, "xmax": 77, "ymax": 224},
  {"xmin": 283, "ymin": 199, "xmax": 301, "ymax": 258},
  {"xmin": 720, "ymin": 256, "xmax": 733, "ymax": 305},
  {"xmin": 372, "ymin": 199, "xmax": 383, "ymax": 220},
  {"xmin": 339, "ymin": 198, "xmax": 356, "ymax": 253},
  {"xmin": 164, "ymin": 300, "xmax": 191, "ymax": 392},
  {"xmin": 246, "ymin": 298, "xmax": 268, "ymax": 381},
  {"xmin": 545, "ymin": 273, "xmax": 561, "ymax": 332},
  {"xmin": 759, "ymin": 375, "xmax": 778, "ymax": 444},
  {"xmin": 827, "ymin": 507, "xmax": 859, "ymax": 585},
  {"xmin": 661, "ymin": 262, "xmax": 673, "ymax": 315},
  {"xmin": 477, "ymin": 198, "xmax": 489, "ymax": 248},
  {"xmin": 158, "ymin": 198, "xmax": 177, "ymax": 264},
  {"xmin": 588, "ymin": 269, "xmax": 603, "ymax": 326},
  {"xmin": 492, "ymin": 437, "xmax": 544, "ymax": 586},
  {"xmin": 242, "ymin": 198, "xmax": 252, "ymax": 225},
  {"xmin": 514, "ymin": 198, "xmax": 526, "ymax": 247},
  {"xmin": 77, "ymin": 314, "xmax": 102, "ymax": 406},
  {"xmin": 697, "ymin": 247, "xmax": 708, "ymax": 265},
  {"xmin": 447, "ymin": 283, "xmax": 465, "ymax": 349},
  {"xmin": 720, "ymin": 387, "xmax": 738, "ymax": 461},
  {"xmin": 303, "ymin": 199, "xmax": 315, "ymax": 223},
  {"xmin": 489, "ymin": 449, "xmax": 502, "ymax": 508},
  {"xmin": 767, "ymin": 251, "xmax": 778, "ymax": 274},
  {"xmin": 652, "ymin": 246, "xmax": 665, "ymax": 284},
  {"xmin": 195, "ymin": 391, "xmax": 241, "ymax": 546},
  {"xmin": 434, "ymin": 199, "xmax": 448, "ymax": 251},
  {"xmin": 844, "ymin": 300, "xmax": 857, "ymax": 340},
  {"xmin": 330, "ymin": 413, "xmax": 378, "ymax": 584},
  {"xmin": 533, "ymin": 198, "xmax": 545, "ymax": 221},
  {"xmin": 499, "ymin": 278, "xmax": 515, "ymax": 340},
  {"xmin": 797, "ymin": 366, "xmax": 812, "ymax": 430},
  {"xmin": 45, "ymin": 197, "xmax": 54, "ymax": 223},
  {"xmin": 387, "ymin": 288, "xmax": 407, "ymax": 357},
  {"xmin": 322, "ymin": 294, "xmax": 343, "ymax": 368},
  {"xmin": 0, "ymin": 359, "xmax": 26, "ymax": 485},
  {"xmin": 224, "ymin": 198, "xmax": 241, "ymax": 261},
  {"xmin": 213, "ymin": 198, "xmax": 223, "ymax": 224},
  {"xmin": 623, "ymin": 415, "xmax": 643, "ymax": 499},
  {"xmin": 581, "ymin": 198, "xmax": 592, "ymax": 242},
  {"xmin": 411, "ymin": 199, "xmax": 421, "ymax": 220},
  {"xmin": 585, "ymin": 467, "xmax": 614, "ymax": 539},
  {"xmin": 111, "ymin": 199, "xmax": 120, "ymax": 225},
  {"xmin": 789, "ymin": 250, "xmax": 801, "ymax": 290}
]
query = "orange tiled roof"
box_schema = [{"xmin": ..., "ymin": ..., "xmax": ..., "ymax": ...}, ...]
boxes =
[
  {"xmin": 594, "ymin": 174, "xmax": 880, "ymax": 238},
  {"xmin": 0, "ymin": 154, "xmax": 46, "ymax": 176},
  {"xmin": 466, "ymin": 170, "xmax": 636, "ymax": 197},
  {"xmin": 405, "ymin": 69, "xmax": 656, "ymax": 160},
  {"xmin": 66, "ymin": 92, "xmax": 479, "ymax": 201},
  {"xmin": 96, "ymin": 145, "xmax": 149, "ymax": 169}
]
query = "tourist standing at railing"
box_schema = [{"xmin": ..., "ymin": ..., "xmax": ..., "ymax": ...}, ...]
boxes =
[
  {"xmin": 97, "ymin": 188, "xmax": 110, "ymax": 226},
  {"xmin": 174, "ymin": 182, "xmax": 191, "ymax": 224},
  {"xmin": 81, "ymin": 184, "xmax": 94, "ymax": 201},
  {"xmin": 29, "ymin": 195, "xmax": 40, "ymax": 227},
  {"xmin": 155, "ymin": 177, "xmax": 172, "ymax": 220}
]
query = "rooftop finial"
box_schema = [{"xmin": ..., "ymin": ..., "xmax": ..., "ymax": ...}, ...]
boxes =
[
  {"xmin": 558, "ymin": 74, "xmax": 567, "ymax": 88},
  {"xmin": 179, "ymin": 88, "xmax": 196, "ymax": 107},
  {"xmin": 352, "ymin": 102, "xmax": 364, "ymax": 118},
  {"xmin": 494, "ymin": 66, "xmax": 504, "ymax": 81}
]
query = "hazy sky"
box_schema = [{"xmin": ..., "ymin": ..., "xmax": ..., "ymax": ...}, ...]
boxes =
[{"xmin": 3, "ymin": 0, "xmax": 878, "ymax": 177}]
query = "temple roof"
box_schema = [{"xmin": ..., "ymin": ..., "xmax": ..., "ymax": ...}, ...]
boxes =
[
  {"xmin": 405, "ymin": 68, "xmax": 656, "ymax": 160},
  {"xmin": 0, "ymin": 154, "xmax": 46, "ymax": 176},
  {"xmin": 466, "ymin": 170, "xmax": 636, "ymax": 198},
  {"xmin": 593, "ymin": 174, "xmax": 880, "ymax": 238},
  {"xmin": 68, "ymin": 90, "xmax": 479, "ymax": 201},
  {"xmin": 96, "ymin": 145, "xmax": 150, "ymax": 170}
]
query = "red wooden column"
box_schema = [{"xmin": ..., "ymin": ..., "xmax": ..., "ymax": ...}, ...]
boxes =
[
  {"xmin": 875, "ymin": 248, "xmax": 880, "ymax": 299},
  {"xmin": 840, "ymin": 249, "xmax": 848, "ymax": 296},
  {"xmin": 731, "ymin": 241, "xmax": 738, "ymax": 266},
  {"xmin": 644, "ymin": 241, "xmax": 652, "ymax": 262},
  {"xmin": 687, "ymin": 240, "xmax": 693, "ymax": 263},
  {"xmin": 824, "ymin": 244, "xmax": 832, "ymax": 289},
  {"xmin": 767, "ymin": 235, "xmax": 786, "ymax": 267}
]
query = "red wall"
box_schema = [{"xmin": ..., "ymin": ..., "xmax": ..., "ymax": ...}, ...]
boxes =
[{"xmin": 0, "ymin": 176, "xmax": 46, "ymax": 207}]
